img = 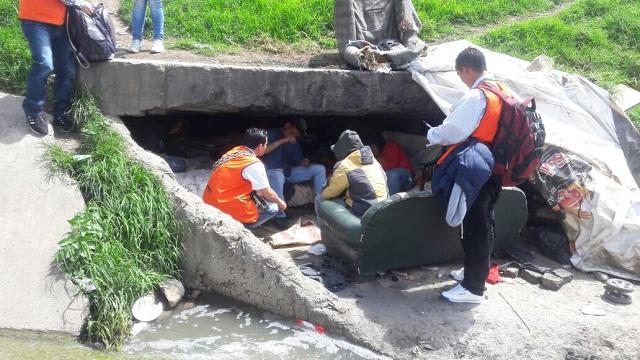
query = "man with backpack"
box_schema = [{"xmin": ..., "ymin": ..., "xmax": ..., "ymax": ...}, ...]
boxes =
[
  {"xmin": 427, "ymin": 47, "xmax": 522, "ymax": 304},
  {"xmin": 18, "ymin": 0, "xmax": 93, "ymax": 135}
]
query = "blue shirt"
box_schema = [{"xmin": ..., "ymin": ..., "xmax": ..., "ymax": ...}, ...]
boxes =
[{"xmin": 262, "ymin": 128, "xmax": 304, "ymax": 170}]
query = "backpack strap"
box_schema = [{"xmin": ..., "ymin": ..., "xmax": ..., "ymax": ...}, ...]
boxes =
[
  {"xmin": 479, "ymin": 81, "xmax": 537, "ymax": 110},
  {"xmin": 66, "ymin": 8, "xmax": 91, "ymax": 69}
]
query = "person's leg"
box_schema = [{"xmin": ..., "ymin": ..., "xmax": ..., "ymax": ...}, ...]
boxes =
[
  {"xmin": 267, "ymin": 169, "xmax": 286, "ymax": 219},
  {"xmin": 131, "ymin": 0, "xmax": 148, "ymax": 41},
  {"xmin": 245, "ymin": 201, "xmax": 278, "ymax": 229},
  {"xmin": 148, "ymin": 0, "xmax": 164, "ymax": 40},
  {"xmin": 386, "ymin": 168, "xmax": 413, "ymax": 194},
  {"xmin": 21, "ymin": 21, "xmax": 54, "ymax": 118},
  {"xmin": 286, "ymin": 164, "xmax": 326, "ymax": 194},
  {"xmin": 51, "ymin": 24, "xmax": 76, "ymax": 121},
  {"xmin": 460, "ymin": 177, "xmax": 502, "ymax": 296}
]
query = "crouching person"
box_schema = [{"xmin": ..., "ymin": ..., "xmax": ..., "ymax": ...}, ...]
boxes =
[
  {"xmin": 203, "ymin": 128, "xmax": 287, "ymax": 229},
  {"xmin": 317, "ymin": 129, "xmax": 388, "ymax": 217}
]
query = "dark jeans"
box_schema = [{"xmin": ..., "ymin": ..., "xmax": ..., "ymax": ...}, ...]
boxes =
[
  {"xmin": 21, "ymin": 20, "xmax": 77, "ymax": 119},
  {"xmin": 460, "ymin": 176, "xmax": 502, "ymax": 296}
]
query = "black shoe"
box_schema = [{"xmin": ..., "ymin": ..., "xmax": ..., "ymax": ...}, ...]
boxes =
[
  {"xmin": 26, "ymin": 113, "xmax": 48, "ymax": 136},
  {"xmin": 53, "ymin": 115, "xmax": 75, "ymax": 133},
  {"xmin": 273, "ymin": 218, "xmax": 290, "ymax": 231}
]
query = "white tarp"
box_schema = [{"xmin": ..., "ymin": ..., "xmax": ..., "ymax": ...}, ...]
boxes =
[{"xmin": 410, "ymin": 40, "xmax": 640, "ymax": 280}]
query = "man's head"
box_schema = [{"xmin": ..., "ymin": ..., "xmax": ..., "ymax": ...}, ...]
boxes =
[
  {"xmin": 455, "ymin": 47, "xmax": 487, "ymax": 88},
  {"xmin": 281, "ymin": 119, "xmax": 307, "ymax": 139},
  {"xmin": 331, "ymin": 129, "xmax": 364, "ymax": 161},
  {"xmin": 242, "ymin": 128, "xmax": 268, "ymax": 156}
]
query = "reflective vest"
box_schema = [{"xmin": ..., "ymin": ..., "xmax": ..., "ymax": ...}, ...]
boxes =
[
  {"xmin": 203, "ymin": 146, "xmax": 261, "ymax": 224},
  {"xmin": 436, "ymin": 80, "xmax": 508, "ymax": 166},
  {"xmin": 19, "ymin": 0, "xmax": 67, "ymax": 26}
]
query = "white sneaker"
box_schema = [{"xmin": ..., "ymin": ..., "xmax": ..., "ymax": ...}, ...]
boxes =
[
  {"xmin": 128, "ymin": 39, "xmax": 141, "ymax": 53},
  {"xmin": 450, "ymin": 267, "xmax": 464, "ymax": 282},
  {"xmin": 150, "ymin": 39, "xmax": 165, "ymax": 53},
  {"xmin": 442, "ymin": 284, "xmax": 483, "ymax": 304}
]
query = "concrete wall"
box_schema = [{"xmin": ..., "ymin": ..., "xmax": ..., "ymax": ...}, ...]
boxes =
[{"xmin": 78, "ymin": 59, "xmax": 438, "ymax": 120}]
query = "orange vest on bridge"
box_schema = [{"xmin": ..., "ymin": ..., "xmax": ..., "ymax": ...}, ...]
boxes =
[
  {"xmin": 19, "ymin": 0, "xmax": 67, "ymax": 26},
  {"xmin": 436, "ymin": 80, "xmax": 508, "ymax": 166},
  {"xmin": 203, "ymin": 146, "xmax": 261, "ymax": 224}
]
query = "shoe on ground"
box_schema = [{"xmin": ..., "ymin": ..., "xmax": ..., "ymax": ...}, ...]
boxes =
[
  {"xmin": 273, "ymin": 218, "xmax": 290, "ymax": 231},
  {"xmin": 450, "ymin": 267, "xmax": 464, "ymax": 282},
  {"xmin": 441, "ymin": 284, "xmax": 483, "ymax": 304},
  {"xmin": 53, "ymin": 115, "xmax": 74, "ymax": 133},
  {"xmin": 150, "ymin": 39, "xmax": 165, "ymax": 53},
  {"xmin": 128, "ymin": 39, "xmax": 141, "ymax": 53},
  {"xmin": 26, "ymin": 113, "xmax": 48, "ymax": 136}
]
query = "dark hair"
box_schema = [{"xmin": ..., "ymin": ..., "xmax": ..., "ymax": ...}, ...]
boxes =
[
  {"xmin": 364, "ymin": 133, "xmax": 386, "ymax": 151},
  {"xmin": 242, "ymin": 128, "xmax": 268, "ymax": 149},
  {"xmin": 455, "ymin": 47, "xmax": 487, "ymax": 72}
]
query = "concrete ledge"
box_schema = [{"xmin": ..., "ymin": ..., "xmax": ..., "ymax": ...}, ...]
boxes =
[{"xmin": 79, "ymin": 59, "xmax": 437, "ymax": 119}]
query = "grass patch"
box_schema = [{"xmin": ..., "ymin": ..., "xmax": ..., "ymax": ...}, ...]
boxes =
[
  {"xmin": 119, "ymin": 0, "xmax": 560, "ymax": 52},
  {"xmin": 0, "ymin": 0, "xmax": 29, "ymax": 93},
  {"xmin": 475, "ymin": 0, "xmax": 640, "ymax": 90},
  {"xmin": 45, "ymin": 93, "xmax": 182, "ymax": 349}
]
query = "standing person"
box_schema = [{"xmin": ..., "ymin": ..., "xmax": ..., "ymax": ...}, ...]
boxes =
[
  {"xmin": 262, "ymin": 120, "xmax": 326, "ymax": 228},
  {"xmin": 369, "ymin": 135, "xmax": 414, "ymax": 194},
  {"xmin": 318, "ymin": 129, "xmax": 388, "ymax": 217},
  {"xmin": 128, "ymin": 0, "xmax": 165, "ymax": 53},
  {"xmin": 203, "ymin": 128, "xmax": 286, "ymax": 229},
  {"xmin": 428, "ymin": 47, "xmax": 514, "ymax": 304},
  {"xmin": 18, "ymin": 0, "xmax": 93, "ymax": 135}
]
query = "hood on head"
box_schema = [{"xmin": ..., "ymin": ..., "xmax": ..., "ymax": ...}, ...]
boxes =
[{"xmin": 331, "ymin": 129, "xmax": 363, "ymax": 160}]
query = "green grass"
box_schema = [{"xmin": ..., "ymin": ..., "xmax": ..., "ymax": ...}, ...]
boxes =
[
  {"xmin": 44, "ymin": 94, "xmax": 183, "ymax": 349},
  {"xmin": 120, "ymin": 0, "xmax": 560, "ymax": 52},
  {"xmin": 0, "ymin": 0, "xmax": 29, "ymax": 93}
]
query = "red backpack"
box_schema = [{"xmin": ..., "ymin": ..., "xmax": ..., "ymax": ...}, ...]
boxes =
[{"xmin": 478, "ymin": 82, "xmax": 546, "ymax": 187}]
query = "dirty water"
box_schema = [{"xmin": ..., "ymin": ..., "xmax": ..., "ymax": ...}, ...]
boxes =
[{"xmin": 0, "ymin": 293, "xmax": 387, "ymax": 360}]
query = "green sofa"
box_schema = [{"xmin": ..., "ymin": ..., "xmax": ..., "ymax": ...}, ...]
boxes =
[{"xmin": 315, "ymin": 188, "xmax": 528, "ymax": 275}]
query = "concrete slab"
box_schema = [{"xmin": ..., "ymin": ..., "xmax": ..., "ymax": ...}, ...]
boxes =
[
  {"xmin": 78, "ymin": 59, "xmax": 441, "ymax": 121},
  {"xmin": 0, "ymin": 93, "xmax": 87, "ymax": 333}
]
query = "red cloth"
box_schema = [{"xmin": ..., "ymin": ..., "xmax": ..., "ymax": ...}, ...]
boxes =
[
  {"xmin": 378, "ymin": 141, "xmax": 412, "ymax": 172},
  {"xmin": 486, "ymin": 263, "xmax": 501, "ymax": 284}
]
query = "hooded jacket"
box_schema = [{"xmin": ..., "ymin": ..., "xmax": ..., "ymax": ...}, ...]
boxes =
[{"xmin": 322, "ymin": 130, "xmax": 388, "ymax": 217}]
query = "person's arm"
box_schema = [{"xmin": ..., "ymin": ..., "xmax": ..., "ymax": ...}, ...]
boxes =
[
  {"xmin": 256, "ymin": 187, "xmax": 286, "ymax": 211},
  {"xmin": 426, "ymin": 89, "xmax": 486, "ymax": 146},
  {"xmin": 265, "ymin": 135, "xmax": 295, "ymax": 154},
  {"xmin": 321, "ymin": 165, "xmax": 348, "ymax": 199}
]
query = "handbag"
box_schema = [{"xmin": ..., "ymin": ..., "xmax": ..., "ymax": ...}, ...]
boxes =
[{"xmin": 250, "ymin": 191, "xmax": 270, "ymax": 212}]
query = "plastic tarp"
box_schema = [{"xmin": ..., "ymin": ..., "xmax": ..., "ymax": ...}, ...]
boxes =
[{"xmin": 410, "ymin": 40, "xmax": 640, "ymax": 280}]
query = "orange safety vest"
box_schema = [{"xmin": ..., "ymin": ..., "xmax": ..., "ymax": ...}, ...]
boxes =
[
  {"xmin": 202, "ymin": 146, "xmax": 261, "ymax": 224},
  {"xmin": 436, "ymin": 80, "xmax": 509, "ymax": 166},
  {"xmin": 18, "ymin": 0, "xmax": 67, "ymax": 26}
]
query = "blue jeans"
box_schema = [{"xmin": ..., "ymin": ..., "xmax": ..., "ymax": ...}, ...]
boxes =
[
  {"xmin": 244, "ymin": 201, "xmax": 278, "ymax": 229},
  {"xmin": 21, "ymin": 20, "xmax": 76, "ymax": 119},
  {"xmin": 267, "ymin": 164, "xmax": 326, "ymax": 218},
  {"xmin": 132, "ymin": 0, "xmax": 165, "ymax": 40},
  {"xmin": 386, "ymin": 168, "xmax": 413, "ymax": 194}
]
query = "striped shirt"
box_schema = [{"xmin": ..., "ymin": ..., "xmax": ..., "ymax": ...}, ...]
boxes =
[{"xmin": 427, "ymin": 73, "xmax": 496, "ymax": 146}]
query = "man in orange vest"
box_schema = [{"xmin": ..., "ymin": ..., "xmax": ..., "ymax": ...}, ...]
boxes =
[
  {"xmin": 427, "ymin": 47, "xmax": 511, "ymax": 304},
  {"xmin": 18, "ymin": 0, "xmax": 93, "ymax": 135},
  {"xmin": 203, "ymin": 128, "xmax": 287, "ymax": 229}
]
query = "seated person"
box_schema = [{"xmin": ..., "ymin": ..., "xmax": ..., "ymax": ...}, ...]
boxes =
[
  {"xmin": 202, "ymin": 128, "xmax": 286, "ymax": 229},
  {"xmin": 334, "ymin": 0, "xmax": 426, "ymax": 70},
  {"xmin": 369, "ymin": 135, "xmax": 414, "ymax": 194},
  {"xmin": 263, "ymin": 120, "xmax": 326, "ymax": 226},
  {"xmin": 318, "ymin": 129, "xmax": 388, "ymax": 217}
]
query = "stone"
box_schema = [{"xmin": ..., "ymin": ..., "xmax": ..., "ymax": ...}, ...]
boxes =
[
  {"xmin": 541, "ymin": 273, "xmax": 565, "ymax": 291},
  {"xmin": 551, "ymin": 268, "xmax": 574, "ymax": 284},
  {"xmin": 159, "ymin": 278, "xmax": 185, "ymax": 308},
  {"xmin": 521, "ymin": 269, "xmax": 543, "ymax": 284},
  {"xmin": 503, "ymin": 267, "xmax": 520, "ymax": 278}
]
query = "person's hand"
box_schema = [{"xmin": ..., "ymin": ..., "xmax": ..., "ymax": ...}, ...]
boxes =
[
  {"xmin": 301, "ymin": 158, "xmax": 311, "ymax": 167},
  {"xmin": 81, "ymin": 5, "xmax": 94, "ymax": 15},
  {"xmin": 285, "ymin": 135, "xmax": 297, "ymax": 144},
  {"xmin": 278, "ymin": 200, "xmax": 287, "ymax": 211}
]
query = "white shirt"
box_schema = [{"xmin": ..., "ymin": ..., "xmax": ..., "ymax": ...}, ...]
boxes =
[
  {"xmin": 242, "ymin": 161, "xmax": 270, "ymax": 190},
  {"xmin": 427, "ymin": 73, "xmax": 495, "ymax": 146}
]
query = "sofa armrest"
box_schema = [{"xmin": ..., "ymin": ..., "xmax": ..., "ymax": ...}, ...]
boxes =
[{"xmin": 316, "ymin": 199, "xmax": 363, "ymax": 248}]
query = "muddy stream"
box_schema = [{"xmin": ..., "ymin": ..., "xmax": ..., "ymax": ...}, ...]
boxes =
[{"xmin": 0, "ymin": 292, "xmax": 386, "ymax": 360}]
